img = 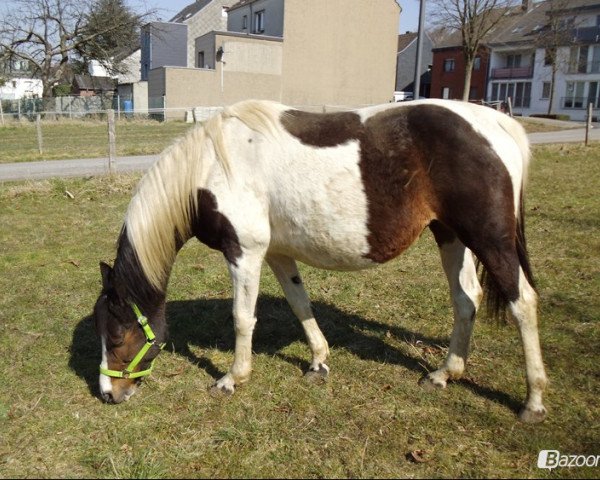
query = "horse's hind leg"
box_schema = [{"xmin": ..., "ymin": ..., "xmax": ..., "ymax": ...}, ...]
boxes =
[
  {"xmin": 212, "ymin": 248, "xmax": 266, "ymax": 395},
  {"xmin": 266, "ymin": 253, "xmax": 330, "ymax": 379},
  {"xmin": 421, "ymin": 222, "xmax": 482, "ymax": 388}
]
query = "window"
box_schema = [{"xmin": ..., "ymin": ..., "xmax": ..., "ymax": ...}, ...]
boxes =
[
  {"xmin": 469, "ymin": 87, "xmax": 478, "ymax": 99},
  {"xmin": 542, "ymin": 82, "xmax": 551, "ymax": 99},
  {"xmin": 443, "ymin": 59, "xmax": 455, "ymax": 72},
  {"xmin": 442, "ymin": 87, "xmax": 451, "ymax": 99},
  {"xmin": 506, "ymin": 54, "xmax": 521, "ymax": 68},
  {"xmin": 473, "ymin": 56, "xmax": 481, "ymax": 71},
  {"xmin": 564, "ymin": 81, "xmax": 585, "ymax": 108},
  {"xmin": 544, "ymin": 47, "xmax": 555, "ymax": 66},
  {"xmin": 569, "ymin": 46, "xmax": 589, "ymax": 73},
  {"xmin": 198, "ymin": 51, "xmax": 205, "ymax": 68},
  {"xmin": 254, "ymin": 10, "xmax": 265, "ymax": 33},
  {"xmin": 490, "ymin": 81, "xmax": 531, "ymax": 108},
  {"xmin": 242, "ymin": 15, "xmax": 248, "ymax": 30}
]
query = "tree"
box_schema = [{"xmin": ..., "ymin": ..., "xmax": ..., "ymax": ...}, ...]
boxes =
[
  {"xmin": 0, "ymin": 0, "xmax": 155, "ymax": 98},
  {"xmin": 429, "ymin": 0, "xmax": 515, "ymax": 100},
  {"xmin": 534, "ymin": 0, "xmax": 582, "ymax": 115}
]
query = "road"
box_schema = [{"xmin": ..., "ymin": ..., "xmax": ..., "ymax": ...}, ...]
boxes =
[{"xmin": 1, "ymin": 127, "xmax": 599, "ymax": 182}]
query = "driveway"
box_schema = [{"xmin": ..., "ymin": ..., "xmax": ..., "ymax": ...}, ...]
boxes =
[{"xmin": 1, "ymin": 126, "xmax": 599, "ymax": 182}]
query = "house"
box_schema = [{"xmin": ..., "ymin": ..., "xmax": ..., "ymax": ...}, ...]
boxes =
[
  {"xmin": 395, "ymin": 31, "xmax": 434, "ymax": 98},
  {"xmin": 72, "ymin": 74, "xmax": 116, "ymax": 97},
  {"xmin": 0, "ymin": 58, "xmax": 42, "ymax": 100},
  {"xmin": 486, "ymin": 0, "xmax": 600, "ymax": 120},
  {"xmin": 430, "ymin": 0, "xmax": 600, "ymax": 120},
  {"xmin": 141, "ymin": 0, "xmax": 235, "ymax": 79},
  {"xmin": 148, "ymin": 0, "xmax": 400, "ymax": 119}
]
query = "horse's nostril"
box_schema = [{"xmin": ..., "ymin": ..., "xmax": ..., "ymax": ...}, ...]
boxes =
[{"xmin": 102, "ymin": 391, "xmax": 114, "ymax": 404}]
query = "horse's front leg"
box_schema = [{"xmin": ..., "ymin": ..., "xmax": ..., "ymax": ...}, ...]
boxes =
[{"xmin": 211, "ymin": 248, "xmax": 266, "ymax": 395}]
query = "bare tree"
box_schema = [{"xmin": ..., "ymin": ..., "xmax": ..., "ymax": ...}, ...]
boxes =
[
  {"xmin": 535, "ymin": 0, "xmax": 583, "ymax": 115},
  {"xmin": 0, "ymin": 0, "xmax": 155, "ymax": 98},
  {"xmin": 429, "ymin": 0, "xmax": 516, "ymax": 100}
]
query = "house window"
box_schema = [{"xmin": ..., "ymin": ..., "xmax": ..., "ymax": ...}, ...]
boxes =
[
  {"xmin": 542, "ymin": 82, "xmax": 551, "ymax": 99},
  {"xmin": 473, "ymin": 56, "xmax": 481, "ymax": 70},
  {"xmin": 569, "ymin": 46, "xmax": 589, "ymax": 73},
  {"xmin": 544, "ymin": 47, "xmax": 555, "ymax": 66},
  {"xmin": 442, "ymin": 87, "xmax": 451, "ymax": 99},
  {"xmin": 254, "ymin": 10, "xmax": 265, "ymax": 33},
  {"xmin": 564, "ymin": 81, "xmax": 585, "ymax": 108},
  {"xmin": 469, "ymin": 87, "xmax": 478, "ymax": 99},
  {"xmin": 198, "ymin": 51, "xmax": 205, "ymax": 68},
  {"xmin": 242, "ymin": 15, "xmax": 248, "ymax": 30},
  {"xmin": 506, "ymin": 54, "xmax": 521, "ymax": 68},
  {"xmin": 443, "ymin": 59, "xmax": 455, "ymax": 72}
]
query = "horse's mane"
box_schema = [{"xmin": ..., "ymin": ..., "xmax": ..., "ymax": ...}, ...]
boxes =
[{"xmin": 123, "ymin": 100, "xmax": 284, "ymax": 291}]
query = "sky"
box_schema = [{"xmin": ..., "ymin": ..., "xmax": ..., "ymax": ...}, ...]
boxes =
[{"xmin": 141, "ymin": 0, "xmax": 424, "ymax": 33}]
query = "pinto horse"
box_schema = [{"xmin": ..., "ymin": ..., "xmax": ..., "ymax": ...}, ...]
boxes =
[{"xmin": 93, "ymin": 99, "xmax": 547, "ymax": 422}]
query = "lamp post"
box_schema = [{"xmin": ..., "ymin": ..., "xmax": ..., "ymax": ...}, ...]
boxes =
[{"xmin": 413, "ymin": 0, "xmax": 427, "ymax": 99}]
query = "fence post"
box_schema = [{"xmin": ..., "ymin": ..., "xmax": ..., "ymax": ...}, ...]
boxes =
[
  {"xmin": 36, "ymin": 114, "xmax": 43, "ymax": 155},
  {"xmin": 107, "ymin": 109, "xmax": 116, "ymax": 174},
  {"xmin": 0, "ymin": 99, "xmax": 4, "ymax": 126},
  {"xmin": 507, "ymin": 97, "xmax": 514, "ymax": 117},
  {"xmin": 585, "ymin": 102, "xmax": 593, "ymax": 146},
  {"xmin": 17, "ymin": 99, "xmax": 21, "ymax": 121}
]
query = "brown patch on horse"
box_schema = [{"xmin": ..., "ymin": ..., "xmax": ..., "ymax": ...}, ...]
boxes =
[
  {"xmin": 281, "ymin": 110, "xmax": 363, "ymax": 147},
  {"xmin": 192, "ymin": 189, "xmax": 243, "ymax": 266}
]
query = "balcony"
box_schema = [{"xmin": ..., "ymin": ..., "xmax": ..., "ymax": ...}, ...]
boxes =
[
  {"xmin": 568, "ymin": 61, "xmax": 600, "ymax": 75},
  {"xmin": 491, "ymin": 66, "xmax": 533, "ymax": 79},
  {"xmin": 571, "ymin": 26, "xmax": 600, "ymax": 44}
]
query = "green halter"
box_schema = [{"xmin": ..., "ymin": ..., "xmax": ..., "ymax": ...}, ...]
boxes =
[{"xmin": 99, "ymin": 303, "xmax": 165, "ymax": 379}]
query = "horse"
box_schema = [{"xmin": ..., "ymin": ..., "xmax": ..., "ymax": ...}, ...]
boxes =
[{"xmin": 92, "ymin": 98, "xmax": 548, "ymax": 423}]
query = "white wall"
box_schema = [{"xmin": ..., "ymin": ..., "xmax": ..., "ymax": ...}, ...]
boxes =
[{"xmin": 0, "ymin": 77, "xmax": 43, "ymax": 100}]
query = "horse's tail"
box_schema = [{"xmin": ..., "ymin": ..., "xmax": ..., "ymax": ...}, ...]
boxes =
[{"xmin": 480, "ymin": 112, "xmax": 536, "ymax": 320}]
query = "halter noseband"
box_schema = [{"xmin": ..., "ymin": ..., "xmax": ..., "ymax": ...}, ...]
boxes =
[{"xmin": 99, "ymin": 303, "xmax": 165, "ymax": 379}]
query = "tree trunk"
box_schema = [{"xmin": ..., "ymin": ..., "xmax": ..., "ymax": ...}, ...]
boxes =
[
  {"xmin": 462, "ymin": 59, "xmax": 474, "ymax": 101},
  {"xmin": 547, "ymin": 63, "xmax": 557, "ymax": 116}
]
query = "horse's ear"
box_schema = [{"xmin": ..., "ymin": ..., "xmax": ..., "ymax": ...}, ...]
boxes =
[{"xmin": 100, "ymin": 262, "xmax": 113, "ymax": 290}]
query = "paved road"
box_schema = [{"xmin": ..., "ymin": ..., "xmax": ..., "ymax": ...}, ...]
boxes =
[{"xmin": 1, "ymin": 127, "xmax": 599, "ymax": 182}]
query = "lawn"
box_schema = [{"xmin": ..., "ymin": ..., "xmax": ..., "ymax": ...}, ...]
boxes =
[
  {"xmin": 0, "ymin": 143, "xmax": 598, "ymax": 478},
  {"xmin": 0, "ymin": 118, "xmax": 193, "ymax": 164}
]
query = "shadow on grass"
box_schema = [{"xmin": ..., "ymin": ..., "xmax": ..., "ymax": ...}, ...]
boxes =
[{"xmin": 68, "ymin": 294, "xmax": 522, "ymax": 414}]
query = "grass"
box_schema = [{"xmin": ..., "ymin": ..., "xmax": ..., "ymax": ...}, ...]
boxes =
[
  {"xmin": 0, "ymin": 143, "xmax": 599, "ymax": 478},
  {"xmin": 0, "ymin": 118, "xmax": 193, "ymax": 164}
]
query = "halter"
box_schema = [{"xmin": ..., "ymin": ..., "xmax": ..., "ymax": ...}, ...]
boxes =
[{"xmin": 99, "ymin": 303, "xmax": 165, "ymax": 379}]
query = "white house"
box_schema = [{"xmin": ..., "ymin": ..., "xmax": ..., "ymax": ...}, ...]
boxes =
[{"xmin": 486, "ymin": 0, "xmax": 600, "ymax": 121}]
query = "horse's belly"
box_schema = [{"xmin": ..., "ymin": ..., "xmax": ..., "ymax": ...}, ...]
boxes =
[{"xmin": 267, "ymin": 160, "xmax": 375, "ymax": 270}]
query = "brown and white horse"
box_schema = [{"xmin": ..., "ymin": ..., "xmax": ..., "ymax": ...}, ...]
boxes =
[{"xmin": 93, "ymin": 99, "xmax": 547, "ymax": 422}]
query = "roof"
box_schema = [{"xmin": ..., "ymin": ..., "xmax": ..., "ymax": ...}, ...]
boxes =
[
  {"xmin": 227, "ymin": 0, "xmax": 257, "ymax": 12},
  {"xmin": 433, "ymin": 0, "xmax": 600, "ymax": 50},
  {"xmin": 73, "ymin": 75, "xmax": 116, "ymax": 92},
  {"xmin": 169, "ymin": 0, "xmax": 213, "ymax": 22},
  {"xmin": 397, "ymin": 32, "xmax": 417, "ymax": 53}
]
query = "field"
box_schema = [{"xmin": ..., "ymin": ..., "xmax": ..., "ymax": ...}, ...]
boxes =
[{"xmin": 0, "ymin": 142, "xmax": 598, "ymax": 478}]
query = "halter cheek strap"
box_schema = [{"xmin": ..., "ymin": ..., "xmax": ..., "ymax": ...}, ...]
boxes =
[{"xmin": 99, "ymin": 303, "xmax": 165, "ymax": 379}]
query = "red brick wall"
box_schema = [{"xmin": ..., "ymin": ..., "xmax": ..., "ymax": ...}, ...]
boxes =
[{"xmin": 431, "ymin": 46, "xmax": 490, "ymax": 101}]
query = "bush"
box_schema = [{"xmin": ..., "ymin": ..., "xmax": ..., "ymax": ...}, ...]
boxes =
[{"xmin": 529, "ymin": 113, "xmax": 571, "ymax": 121}]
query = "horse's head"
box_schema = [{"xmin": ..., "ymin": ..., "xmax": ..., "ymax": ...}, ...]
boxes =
[{"xmin": 93, "ymin": 262, "xmax": 166, "ymax": 404}]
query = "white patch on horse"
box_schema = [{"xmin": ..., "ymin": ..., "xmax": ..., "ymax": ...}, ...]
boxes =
[{"xmin": 99, "ymin": 337, "xmax": 112, "ymax": 397}]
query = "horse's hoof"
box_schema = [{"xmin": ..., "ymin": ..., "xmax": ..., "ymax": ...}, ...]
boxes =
[
  {"xmin": 519, "ymin": 406, "xmax": 547, "ymax": 423},
  {"xmin": 209, "ymin": 383, "xmax": 235, "ymax": 398},
  {"xmin": 304, "ymin": 363, "xmax": 329, "ymax": 384},
  {"xmin": 419, "ymin": 374, "xmax": 447, "ymax": 390}
]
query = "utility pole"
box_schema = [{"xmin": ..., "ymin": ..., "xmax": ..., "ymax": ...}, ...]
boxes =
[{"xmin": 413, "ymin": 0, "xmax": 427, "ymax": 99}]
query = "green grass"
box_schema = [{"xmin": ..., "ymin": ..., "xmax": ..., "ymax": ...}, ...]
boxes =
[
  {"xmin": 0, "ymin": 119, "xmax": 193, "ymax": 164},
  {"xmin": 0, "ymin": 143, "xmax": 599, "ymax": 478}
]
